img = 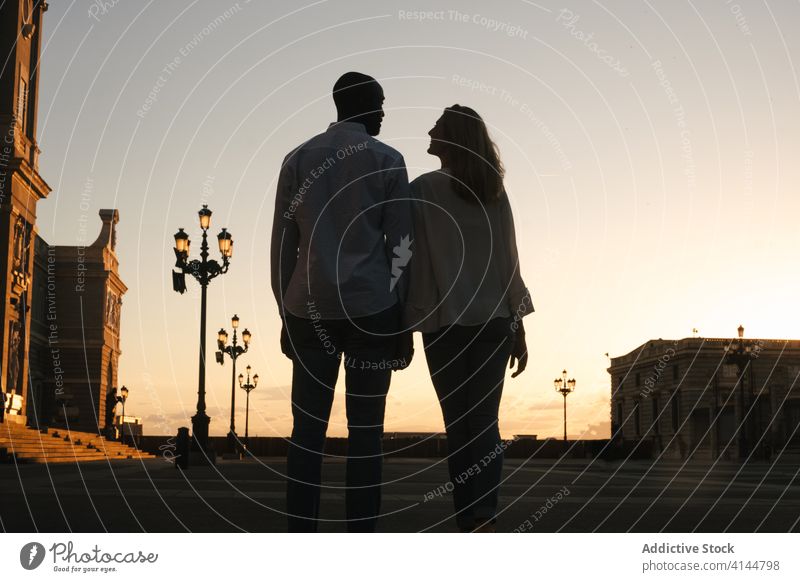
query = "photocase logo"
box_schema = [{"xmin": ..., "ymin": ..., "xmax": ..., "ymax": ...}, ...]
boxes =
[
  {"xmin": 389, "ymin": 235, "xmax": 413, "ymax": 292},
  {"xmin": 20, "ymin": 542, "xmax": 46, "ymax": 570}
]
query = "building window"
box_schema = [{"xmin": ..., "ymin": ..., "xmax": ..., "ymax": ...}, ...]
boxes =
[
  {"xmin": 618, "ymin": 376, "xmax": 624, "ymax": 390},
  {"xmin": 723, "ymin": 364, "xmax": 738, "ymax": 378},
  {"xmin": 635, "ymin": 372, "xmax": 641, "ymax": 387},
  {"xmin": 671, "ymin": 390, "xmax": 680, "ymax": 432},
  {"xmin": 672, "ymin": 364, "xmax": 679, "ymax": 381},
  {"xmin": 615, "ymin": 400, "xmax": 624, "ymax": 426},
  {"xmin": 634, "ymin": 401, "xmax": 641, "ymax": 436},
  {"xmin": 17, "ymin": 77, "xmax": 28, "ymax": 132},
  {"xmin": 651, "ymin": 395, "xmax": 659, "ymax": 433}
]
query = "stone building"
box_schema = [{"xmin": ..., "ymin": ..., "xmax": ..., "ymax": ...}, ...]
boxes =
[
  {"xmin": 2, "ymin": 1, "xmax": 128, "ymax": 435},
  {"xmin": 608, "ymin": 329, "xmax": 800, "ymax": 461},
  {"xmin": 0, "ymin": 0, "xmax": 50, "ymax": 425},
  {"xmin": 28, "ymin": 211, "xmax": 127, "ymax": 432}
]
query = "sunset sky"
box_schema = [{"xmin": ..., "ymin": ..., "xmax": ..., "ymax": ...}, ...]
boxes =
[{"xmin": 33, "ymin": 1, "xmax": 800, "ymax": 439}]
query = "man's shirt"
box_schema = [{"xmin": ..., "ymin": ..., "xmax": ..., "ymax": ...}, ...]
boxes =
[{"xmin": 271, "ymin": 121, "xmax": 412, "ymax": 320}]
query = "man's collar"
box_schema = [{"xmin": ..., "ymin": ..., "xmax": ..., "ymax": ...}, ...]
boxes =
[{"xmin": 327, "ymin": 121, "xmax": 368, "ymax": 133}]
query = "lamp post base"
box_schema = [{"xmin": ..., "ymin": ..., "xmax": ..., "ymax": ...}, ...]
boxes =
[
  {"xmin": 189, "ymin": 418, "xmax": 216, "ymax": 467},
  {"xmin": 226, "ymin": 430, "xmax": 240, "ymax": 455},
  {"xmin": 221, "ymin": 430, "xmax": 241, "ymax": 459}
]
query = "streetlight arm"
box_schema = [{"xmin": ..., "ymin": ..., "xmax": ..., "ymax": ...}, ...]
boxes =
[
  {"xmin": 216, "ymin": 334, "xmax": 249, "ymax": 364},
  {"xmin": 182, "ymin": 257, "xmax": 230, "ymax": 286},
  {"xmin": 206, "ymin": 260, "xmax": 222, "ymax": 280},
  {"xmin": 185, "ymin": 259, "xmax": 203, "ymax": 278}
]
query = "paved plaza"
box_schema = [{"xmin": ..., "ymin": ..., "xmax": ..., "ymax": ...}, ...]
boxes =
[{"xmin": 1, "ymin": 457, "xmax": 798, "ymax": 533}]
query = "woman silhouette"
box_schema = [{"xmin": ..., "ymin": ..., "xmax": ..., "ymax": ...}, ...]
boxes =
[{"xmin": 405, "ymin": 105, "xmax": 533, "ymax": 532}]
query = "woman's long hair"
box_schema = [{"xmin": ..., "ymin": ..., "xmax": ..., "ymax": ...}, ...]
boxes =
[{"xmin": 438, "ymin": 104, "xmax": 504, "ymax": 205}]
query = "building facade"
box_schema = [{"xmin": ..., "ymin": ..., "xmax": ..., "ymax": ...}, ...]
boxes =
[
  {"xmin": 2, "ymin": 1, "xmax": 128, "ymax": 435},
  {"xmin": 609, "ymin": 331, "xmax": 800, "ymax": 461},
  {"xmin": 28, "ymin": 211, "xmax": 127, "ymax": 432},
  {"xmin": 0, "ymin": 0, "xmax": 50, "ymax": 425}
]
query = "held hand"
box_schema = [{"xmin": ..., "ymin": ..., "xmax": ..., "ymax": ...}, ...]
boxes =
[
  {"xmin": 393, "ymin": 330, "xmax": 414, "ymax": 371},
  {"xmin": 509, "ymin": 326, "xmax": 528, "ymax": 378},
  {"xmin": 280, "ymin": 320, "xmax": 294, "ymax": 361}
]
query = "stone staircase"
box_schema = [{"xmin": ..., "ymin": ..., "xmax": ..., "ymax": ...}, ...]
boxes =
[{"xmin": 0, "ymin": 421, "xmax": 156, "ymax": 464}]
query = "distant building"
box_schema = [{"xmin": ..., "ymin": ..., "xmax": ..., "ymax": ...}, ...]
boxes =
[
  {"xmin": 115, "ymin": 415, "xmax": 143, "ymax": 447},
  {"xmin": 608, "ymin": 330, "xmax": 800, "ymax": 461},
  {"xmin": 28, "ymin": 211, "xmax": 127, "ymax": 432},
  {"xmin": 384, "ymin": 432, "xmax": 446, "ymax": 440}
]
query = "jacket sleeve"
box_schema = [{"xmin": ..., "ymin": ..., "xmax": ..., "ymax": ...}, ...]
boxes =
[
  {"xmin": 382, "ymin": 153, "xmax": 413, "ymax": 305},
  {"xmin": 402, "ymin": 177, "xmax": 440, "ymax": 330},
  {"xmin": 270, "ymin": 152, "xmax": 300, "ymax": 316},
  {"xmin": 499, "ymin": 190, "xmax": 533, "ymax": 320}
]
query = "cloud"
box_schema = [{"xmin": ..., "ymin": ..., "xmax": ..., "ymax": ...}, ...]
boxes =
[
  {"xmin": 252, "ymin": 384, "xmax": 292, "ymax": 402},
  {"xmin": 578, "ymin": 420, "xmax": 611, "ymax": 439},
  {"xmin": 526, "ymin": 400, "xmax": 568, "ymax": 411},
  {"xmin": 140, "ymin": 411, "xmax": 193, "ymax": 433}
]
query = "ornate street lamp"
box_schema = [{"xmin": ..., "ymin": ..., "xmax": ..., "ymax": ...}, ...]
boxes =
[
  {"xmin": 172, "ymin": 205, "xmax": 233, "ymax": 463},
  {"xmin": 216, "ymin": 314, "xmax": 251, "ymax": 454},
  {"xmin": 554, "ymin": 369, "xmax": 576, "ymax": 442},
  {"xmin": 724, "ymin": 325, "xmax": 757, "ymax": 459},
  {"xmin": 238, "ymin": 366, "xmax": 258, "ymax": 450}
]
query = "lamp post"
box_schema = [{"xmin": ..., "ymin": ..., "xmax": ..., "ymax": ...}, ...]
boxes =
[
  {"xmin": 238, "ymin": 365, "xmax": 258, "ymax": 450},
  {"xmin": 172, "ymin": 205, "xmax": 233, "ymax": 461},
  {"xmin": 724, "ymin": 325, "xmax": 757, "ymax": 459},
  {"xmin": 216, "ymin": 315, "xmax": 251, "ymax": 453},
  {"xmin": 116, "ymin": 385, "xmax": 129, "ymax": 444},
  {"xmin": 554, "ymin": 369, "xmax": 576, "ymax": 442}
]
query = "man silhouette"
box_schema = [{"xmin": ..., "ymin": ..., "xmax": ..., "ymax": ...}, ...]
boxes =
[{"xmin": 271, "ymin": 72, "xmax": 413, "ymax": 532}]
